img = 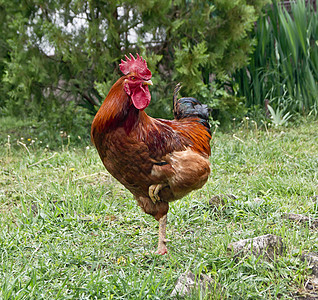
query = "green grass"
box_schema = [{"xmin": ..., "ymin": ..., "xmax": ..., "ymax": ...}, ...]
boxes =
[{"xmin": 1, "ymin": 118, "xmax": 318, "ymax": 299}]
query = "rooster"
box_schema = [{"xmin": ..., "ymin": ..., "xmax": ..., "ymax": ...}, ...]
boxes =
[{"xmin": 91, "ymin": 54, "xmax": 211, "ymax": 254}]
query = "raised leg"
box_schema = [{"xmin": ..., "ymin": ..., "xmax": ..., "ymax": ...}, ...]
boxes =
[
  {"xmin": 155, "ymin": 214, "xmax": 168, "ymax": 255},
  {"xmin": 149, "ymin": 183, "xmax": 168, "ymax": 203}
]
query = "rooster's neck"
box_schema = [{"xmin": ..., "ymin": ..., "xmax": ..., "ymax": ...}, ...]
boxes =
[{"xmin": 91, "ymin": 77, "xmax": 151, "ymax": 138}]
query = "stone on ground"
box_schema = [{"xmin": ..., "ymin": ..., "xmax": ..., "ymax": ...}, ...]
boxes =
[
  {"xmin": 283, "ymin": 213, "xmax": 318, "ymax": 229},
  {"xmin": 227, "ymin": 234, "xmax": 284, "ymax": 259},
  {"xmin": 170, "ymin": 271, "xmax": 222, "ymax": 298}
]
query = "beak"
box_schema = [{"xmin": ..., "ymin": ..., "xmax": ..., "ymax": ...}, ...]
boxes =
[{"xmin": 143, "ymin": 80, "xmax": 153, "ymax": 86}]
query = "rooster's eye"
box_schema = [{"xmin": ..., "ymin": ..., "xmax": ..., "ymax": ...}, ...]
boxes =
[{"xmin": 131, "ymin": 76, "xmax": 136, "ymax": 80}]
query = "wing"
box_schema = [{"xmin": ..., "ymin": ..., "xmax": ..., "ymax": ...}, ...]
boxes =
[
  {"xmin": 149, "ymin": 117, "xmax": 211, "ymax": 157},
  {"xmin": 137, "ymin": 117, "xmax": 211, "ymax": 200}
]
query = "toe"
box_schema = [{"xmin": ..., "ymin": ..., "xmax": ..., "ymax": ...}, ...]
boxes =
[
  {"xmin": 149, "ymin": 185, "xmax": 157, "ymax": 204},
  {"xmin": 155, "ymin": 246, "xmax": 168, "ymax": 255}
]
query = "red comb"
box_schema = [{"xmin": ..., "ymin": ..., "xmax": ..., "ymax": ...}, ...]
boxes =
[{"xmin": 119, "ymin": 53, "xmax": 152, "ymax": 80}]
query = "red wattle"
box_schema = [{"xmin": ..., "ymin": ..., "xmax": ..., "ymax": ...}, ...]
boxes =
[{"xmin": 131, "ymin": 85, "xmax": 151, "ymax": 110}]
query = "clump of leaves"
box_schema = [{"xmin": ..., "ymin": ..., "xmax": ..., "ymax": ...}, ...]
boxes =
[{"xmin": 267, "ymin": 104, "xmax": 292, "ymax": 127}]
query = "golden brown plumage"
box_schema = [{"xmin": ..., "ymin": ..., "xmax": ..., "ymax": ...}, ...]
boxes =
[{"xmin": 91, "ymin": 54, "xmax": 211, "ymax": 254}]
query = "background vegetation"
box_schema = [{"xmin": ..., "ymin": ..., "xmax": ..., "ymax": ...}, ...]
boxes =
[
  {"xmin": 234, "ymin": 0, "xmax": 318, "ymax": 118},
  {"xmin": 1, "ymin": 0, "xmax": 317, "ymax": 144},
  {"xmin": 1, "ymin": 0, "xmax": 269, "ymax": 144}
]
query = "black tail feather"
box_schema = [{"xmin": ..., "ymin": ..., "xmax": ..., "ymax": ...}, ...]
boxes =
[{"xmin": 173, "ymin": 84, "xmax": 210, "ymax": 131}]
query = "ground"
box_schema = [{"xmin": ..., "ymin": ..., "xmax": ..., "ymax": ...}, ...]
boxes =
[{"xmin": 0, "ymin": 117, "xmax": 317, "ymax": 299}]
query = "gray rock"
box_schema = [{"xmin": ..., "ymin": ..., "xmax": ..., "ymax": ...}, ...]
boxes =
[
  {"xmin": 209, "ymin": 194, "xmax": 237, "ymax": 208},
  {"xmin": 283, "ymin": 213, "xmax": 318, "ymax": 229},
  {"xmin": 227, "ymin": 234, "xmax": 284, "ymax": 260},
  {"xmin": 302, "ymin": 252, "xmax": 318, "ymax": 277},
  {"xmin": 294, "ymin": 276, "xmax": 318, "ymax": 299},
  {"xmin": 284, "ymin": 213, "xmax": 310, "ymax": 222},
  {"xmin": 170, "ymin": 271, "xmax": 220, "ymax": 298}
]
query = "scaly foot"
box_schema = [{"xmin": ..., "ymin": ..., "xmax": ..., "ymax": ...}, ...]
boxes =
[
  {"xmin": 155, "ymin": 214, "xmax": 168, "ymax": 255},
  {"xmin": 155, "ymin": 243, "xmax": 168, "ymax": 255},
  {"xmin": 149, "ymin": 183, "xmax": 167, "ymax": 204}
]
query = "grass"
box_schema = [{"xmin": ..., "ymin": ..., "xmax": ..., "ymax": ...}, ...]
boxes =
[{"xmin": 1, "ymin": 117, "xmax": 318, "ymax": 299}]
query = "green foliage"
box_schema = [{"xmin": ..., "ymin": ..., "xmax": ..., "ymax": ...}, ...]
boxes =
[
  {"xmin": 234, "ymin": 0, "xmax": 318, "ymax": 116},
  {"xmin": 174, "ymin": 41, "xmax": 209, "ymax": 95},
  {"xmin": 267, "ymin": 104, "xmax": 292, "ymax": 127},
  {"xmin": 0, "ymin": 0, "xmax": 268, "ymax": 131},
  {"xmin": 169, "ymin": 0, "xmax": 269, "ymax": 123},
  {"xmin": 205, "ymin": 75, "xmax": 248, "ymax": 128}
]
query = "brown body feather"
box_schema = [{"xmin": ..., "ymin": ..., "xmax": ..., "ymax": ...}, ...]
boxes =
[{"xmin": 91, "ymin": 73, "xmax": 211, "ymax": 254}]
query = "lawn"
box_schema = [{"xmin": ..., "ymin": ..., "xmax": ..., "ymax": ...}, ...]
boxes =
[{"xmin": 1, "ymin": 117, "xmax": 317, "ymax": 299}]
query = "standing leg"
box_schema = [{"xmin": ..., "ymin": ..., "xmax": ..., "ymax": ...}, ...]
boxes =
[
  {"xmin": 155, "ymin": 214, "xmax": 168, "ymax": 255},
  {"xmin": 136, "ymin": 196, "xmax": 169, "ymax": 255}
]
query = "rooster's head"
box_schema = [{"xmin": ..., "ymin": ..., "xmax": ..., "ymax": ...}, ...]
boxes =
[{"xmin": 119, "ymin": 53, "xmax": 153, "ymax": 110}]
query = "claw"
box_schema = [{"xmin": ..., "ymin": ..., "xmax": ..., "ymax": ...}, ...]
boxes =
[
  {"xmin": 149, "ymin": 183, "xmax": 166, "ymax": 204},
  {"xmin": 155, "ymin": 246, "xmax": 168, "ymax": 255},
  {"xmin": 149, "ymin": 184, "xmax": 158, "ymax": 203}
]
